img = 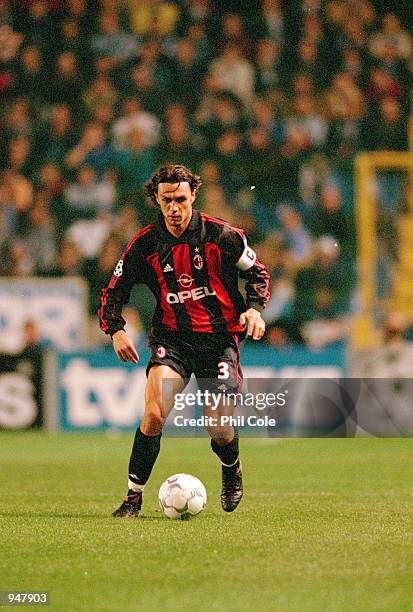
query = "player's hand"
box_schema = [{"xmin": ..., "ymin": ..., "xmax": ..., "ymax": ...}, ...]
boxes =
[
  {"xmin": 112, "ymin": 330, "xmax": 139, "ymax": 364},
  {"xmin": 239, "ymin": 308, "xmax": 266, "ymax": 341}
]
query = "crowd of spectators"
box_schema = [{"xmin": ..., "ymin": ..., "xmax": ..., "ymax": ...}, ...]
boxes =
[{"xmin": 1, "ymin": 0, "xmax": 412, "ymax": 348}]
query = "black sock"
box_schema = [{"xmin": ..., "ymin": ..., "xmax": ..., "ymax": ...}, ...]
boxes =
[
  {"xmin": 211, "ymin": 434, "xmax": 239, "ymax": 468},
  {"xmin": 128, "ymin": 427, "xmax": 162, "ymax": 491}
]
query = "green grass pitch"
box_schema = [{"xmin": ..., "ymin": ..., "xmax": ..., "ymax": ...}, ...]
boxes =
[{"xmin": 0, "ymin": 433, "xmax": 412, "ymax": 611}]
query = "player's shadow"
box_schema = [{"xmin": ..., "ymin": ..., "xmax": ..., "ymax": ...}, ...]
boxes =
[{"xmin": 136, "ymin": 514, "xmax": 165, "ymax": 521}]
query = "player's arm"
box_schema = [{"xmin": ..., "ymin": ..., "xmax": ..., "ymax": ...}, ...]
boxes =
[
  {"xmin": 223, "ymin": 230, "xmax": 271, "ymax": 340},
  {"xmin": 98, "ymin": 242, "xmax": 141, "ymax": 363}
]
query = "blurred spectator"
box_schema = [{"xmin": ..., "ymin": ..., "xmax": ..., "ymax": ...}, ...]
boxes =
[
  {"xmin": 0, "ymin": 177, "xmax": 18, "ymax": 272},
  {"xmin": 250, "ymin": 97, "xmax": 284, "ymax": 147},
  {"xmin": 66, "ymin": 209, "xmax": 112, "ymax": 259},
  {"xmin": 254, "ymin": 39, "xmax": 283, "ymax": 93},
  {"xmin": 276, "ymin": 126, "xmax": 312, "ymax": 203},
  {"xmin": 0, "ymin": 0, "xmax": 13, "ymax": 28},
  {"xmin": 185, "ymin": 21, "xmax": 211, "ymax": 63},
  {"xmin": 111, "ymin": 205, "xmax": 141, "ymax": 246},
  {"xmin": 277, "ymin": 204, "xmax": 312, "ymax": 268},
  {"xmin": 82, "ymin": 74, "xmax": 118, "ymax": 114},
  {"xmin": 37, "ymin": 163, "xmax": 65, "ymax": 203},
  {"xmin": 0, "ymin": 25, "xmax": 23, "ymax": 63},
  {"xmin": 65, "ymin": 0, "xmax": 89, "ymax": 33},
  {"xmin": 127, "ymin": 63, "xmax": 167, "ymax": 117},
  {"xmin": 92, "ymin": 102, "xmax": 115, "ymax": 130},
  {"xmin": 171, "ymin": 38, "xmax": 204, "ymax": 110},
  {"xmin": 260, "ymin": 238, "xmax": 294, "ymax": 340},
  {"xmin": 209, "ymin": 43, "xmax": 255, "ymax": 107},
  {"xmin": 294, "ymin": 38, "xmax": 324, "ymax": 89},
  {"xmin": 326, "ymin": 100, "xmax": 363, "ymax": 167},
  {"xmin": 199, "ymin": 184, "xmax": 236, "ymax": 224},
  {"xmin": 213, "ymin": 130, "xmax": 245, "ymax": 198},
  {"xmin": 291, "ymin": 72, "xmax": 314, "ymax": 98},
  {"xmin": 363, "ymin": 96, "xmax": 408, "ymax": 151},
  {"xmin": 338, "ymin": 16, "xmax": 367, "ymax": 53},
  {"xmin": 286, "ymin": 93, "xmax": 328, "ymax": 149},
  {"xmin": 7, "ymin": 136, "xmax": 36, "ymax": 178},
  {"xmin": 23, "ymin": 0, "xmax": 54, "ymax": 53},
  {"xmin": 219, "ymin": 13, "xmax": 252, "ymax": 58},
  {"xmin": 137, "ymin": 39, "xmax": 174, "ymax": 90},
  {"xmin": 49, "ymin": 51, "xmax": 84, "ymax": 111},
  {"xmin": 259, "ymin": 0, "xmax": 284, "ymax": 46},
  {"xmin": 65, "ymin": 122, "xmax": 116, "ymax": 176},
  {"xmin": 324, "ymin": 72, "xmax": 365, "ymax": 121},
  {"xmin": 4, "ymin": 98, "xmax": 34, "ymax": 141},
  {"xmin": 64, "ymin": 166, "xmax": 115, "ymax": 219},
  {"xmin": 3, "ymin": 170, "xmax": 33, "ymax": 212},
  {"xmin": 197, "ymin": 92, "xmax": 245, "ymax": 144},
  {"xmin": 12, "ymin": 45, "xmax": 47, "ymax": 104},
  {"xmin": 242, "ymin": 127, "xmax": 281, "ymax": 210},
  {"xmin": 114, "ymin": 129, "xmax": 156, "ymax": 201},
  {"xmin": 369, "ymin": 13, "xmax": 412, "ymax": 60},
  {"xmin": 199, "ymin": 159, "xmax": 221, "ymax": 188},
  {"xmin": 270, "ymin": 236, "xmax": 351, "ymax": 347},
  {"xmin": 24, "ymin": 202, "xmax": 58, "ymax": 274},
  {"xmin": 40, "ymin": 104, "xmax": 76, "ymax": 165},
  {"xmin": 90, "ymin": 11, "xmax": 138, "ymax": 66},
  {"xmin": 112, "ymin": 97, "xmax": 160, "ymax": 148},
  {"xmin": 58, "ymin": 18, "xmax": 86, "ymax": 65},
  {"xmin": 366, "ymin": 66, "xmax": 401, "ymax": 105},
  {"xmin": 309, "ymin": 184, "xmax": 354, "ymax": 257},
  {"xmin": 158, "ymin": 110, "xmax": 200, "ymax": 169},
  {"xmin": 6, "ymin": 239, "xmax": 33, "ymax": 276},
  {"xmin": 46, "ymin": 239, "xmax": 83, "ymax": 276},
  {"xmin": 341, "ymin": 47, "xmax": 365, "ymax": 85}
]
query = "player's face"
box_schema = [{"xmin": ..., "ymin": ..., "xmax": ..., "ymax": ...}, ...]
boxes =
[{"xmin": 156, "ymin": 182, "xmax": 195, "ymax": 235}]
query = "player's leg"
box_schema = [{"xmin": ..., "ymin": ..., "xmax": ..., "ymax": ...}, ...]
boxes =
[
  {"xmin": 197, "ymin": 344, "xmax": 243, "ymax": 512},
  {"xmin": 205, "ymin": 400, "xmax": 243, "ymax": 512},
  {"xmin": 113, "ymin": 365, "xmax": 186, "ymax": 517}
]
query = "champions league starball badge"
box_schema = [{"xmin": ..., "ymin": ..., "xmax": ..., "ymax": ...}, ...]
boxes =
[{"xmin": 156, "ymin": 346, "xmax": 166, "ymax": 358}]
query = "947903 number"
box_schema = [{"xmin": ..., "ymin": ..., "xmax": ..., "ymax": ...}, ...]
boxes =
[{"xmin": 0, "ymin": 592, "xmax": 49, "ymax": 606}]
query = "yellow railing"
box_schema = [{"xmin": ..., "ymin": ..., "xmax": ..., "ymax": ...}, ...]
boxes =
[{"xmin": 353, "ymin": 151, "xmax": 413, "ymax": 348}]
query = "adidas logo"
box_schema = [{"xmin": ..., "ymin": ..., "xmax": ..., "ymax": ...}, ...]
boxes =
[{"xmin": 163, "ymin": 263, "xmax": 174, "ymax": 272}]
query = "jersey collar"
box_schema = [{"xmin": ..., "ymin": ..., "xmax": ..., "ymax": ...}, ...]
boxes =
[{"xmin": 157, "ymin": 209, "xmax": 200, "ymax": 240}]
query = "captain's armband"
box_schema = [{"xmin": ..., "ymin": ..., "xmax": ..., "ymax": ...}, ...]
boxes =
[{"xmin": 235, "ymin": 243, "xmax": 256, "ymax": 271}]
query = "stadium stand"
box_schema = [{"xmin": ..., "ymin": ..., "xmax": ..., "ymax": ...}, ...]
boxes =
[{"xmin": 0, "ymin": 0, "xmax": 412, "ymax": 348}]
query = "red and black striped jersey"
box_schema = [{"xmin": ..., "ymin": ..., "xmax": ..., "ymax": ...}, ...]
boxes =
[{"xmin": 99, "ymin": 210, "xmax": 270, "ymax": 337}]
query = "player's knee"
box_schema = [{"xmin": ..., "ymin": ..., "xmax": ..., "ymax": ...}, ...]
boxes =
[
  {"xmin": 142, "ymin": 401, "xmax": 165, "ymax": 435},
  {"xmin": 206, "ymin": 427, "xmax": 233, "ymax": 445}
]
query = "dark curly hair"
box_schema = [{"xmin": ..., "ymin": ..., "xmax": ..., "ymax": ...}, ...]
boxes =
[{"xmin": 144, "ymin": 164, "xmax": 202, "ymax": 207}]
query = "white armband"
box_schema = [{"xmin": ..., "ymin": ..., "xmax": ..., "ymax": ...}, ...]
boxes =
[{"xmin": 235, "ymin": 238, "xmax": 257, "ymax": 271}]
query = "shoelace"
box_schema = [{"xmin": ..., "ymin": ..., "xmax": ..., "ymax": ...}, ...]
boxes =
[{"xmin": 222, "ymin": 472, "xmax": 241, "ymax": 493}]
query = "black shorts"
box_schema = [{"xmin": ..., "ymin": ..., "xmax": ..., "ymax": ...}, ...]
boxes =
[{"xmin": 146, "ymin": 331, "xmax": 243, "ymax": 393}]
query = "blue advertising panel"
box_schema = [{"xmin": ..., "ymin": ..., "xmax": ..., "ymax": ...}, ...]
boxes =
[
  {"xmin": 55, "ymin": 345, "xmax": 346, "ymax": 431},
  {"xmin": 0, "ymin": 278, "xmax": 88, "ymax": 353}
]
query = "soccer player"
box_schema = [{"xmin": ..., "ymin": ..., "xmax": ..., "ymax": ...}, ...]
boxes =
[{"xmin": 99, "ymin": 164, "xmax": 270, "ymax": 517}]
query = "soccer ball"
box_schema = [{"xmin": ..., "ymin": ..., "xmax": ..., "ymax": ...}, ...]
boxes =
[{"xmin": 158, "ymin": 473, "xmax": 207, "ymax": 520}]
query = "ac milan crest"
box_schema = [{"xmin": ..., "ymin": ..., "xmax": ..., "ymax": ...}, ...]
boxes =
[{"xmin": 193, "ymin": 253, "xmax": 203, "ymax": 270}]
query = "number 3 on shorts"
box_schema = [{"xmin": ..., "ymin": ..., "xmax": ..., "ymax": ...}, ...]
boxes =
[{"xmin": 217, "ymin": 361, "xmax": 229, "ymax": 379}]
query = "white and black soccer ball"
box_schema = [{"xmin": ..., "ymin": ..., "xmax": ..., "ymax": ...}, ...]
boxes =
[{"xmin": 158, "ymin": 473, "xmax": 207, "ymax": 520}]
